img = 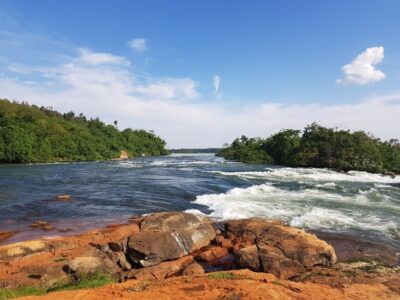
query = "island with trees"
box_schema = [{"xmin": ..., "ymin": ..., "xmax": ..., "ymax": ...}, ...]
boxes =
[
  {"xmin": 217, "ymin": 123, "xmax": 400, "ymax": 174},
  {"xmin": 0, "ymin": 99, "xmax": 168, "ymax": 163}
]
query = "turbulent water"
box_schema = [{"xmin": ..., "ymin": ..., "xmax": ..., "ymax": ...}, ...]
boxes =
[{"xmin": 1, "ymin": 153, "xmax": 400, "ymax": 247}]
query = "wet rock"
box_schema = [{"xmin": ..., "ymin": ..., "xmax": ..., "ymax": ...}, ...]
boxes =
[
  {"xmin": 183, "ymin": 262, "xmax": 205, "ymax": 276},
  {"xmin": 0, "ymin": 231, "xmax": 18, "ymax": 244},
  {"xmin": 56, "ymin": 195, "xmax": 71, "ymax": 201},
  {"xmin": 126, "ymin": 255, "xmax": 194, "ymax": 280},
  {"xmin": 29, "ymin": 220, "xmax": 50, "ymax": 228},
  {"xmin": 383, "ymin": 171, "xmax": 396, "ymax": 179},
  {"xmin": 41, "ymin": 225, "xmax": 55, "ymax": 232},
  {"xmin": 127, "ymin": 212, "xmax": 216, "ymax": 267},
  {"xmin": 58, "ymin": 228, "xmax": 73, "ymax": 233}
]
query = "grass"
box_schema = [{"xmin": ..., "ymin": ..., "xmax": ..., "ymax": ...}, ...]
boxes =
[
  {"xmin": 0, "ymin": 286, "xmax": 46, "ymax": 300},
  {"xmin": 0, "ymin": 272, "xmax": 114, "ymax": 299},
  {"xmin": 207, "ymin": 272, "xmax": 243, "ymax": 280}
]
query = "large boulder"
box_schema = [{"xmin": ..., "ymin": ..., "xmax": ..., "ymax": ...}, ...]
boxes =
[
  {"xmin": 127, "ymin": 212, "xmax": 216, "ymax": 267},
  {"xmin": 227, "ymin": 218, "xmax": 336, "ymax": 279}
]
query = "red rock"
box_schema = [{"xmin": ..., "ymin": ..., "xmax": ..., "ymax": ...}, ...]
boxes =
[
  {"xmin": 126, "ymin": 256, "xmax": 194, "ymax": 280},
  {"xmin": 182, "ymin": 262, "xmax": 205, "ymax": 276},
  {"xmin": 234, "ymin": 245, "xmax": 260, "ymax": 271},
  {"xmin": 198, "ymin": 246, "xmax": 229, "ymax": 262},
  {"xmin": 215, "ymin": 236, "xmax": 233, "ymax": 250}
]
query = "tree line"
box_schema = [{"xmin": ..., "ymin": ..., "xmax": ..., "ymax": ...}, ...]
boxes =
[
  {"xmin": 0, "ymin": 99, "xmax": 168, "ymax": 163},
  {"xmin": 217, "ymin": 123, "xmax": 400, "ymax": 174}
]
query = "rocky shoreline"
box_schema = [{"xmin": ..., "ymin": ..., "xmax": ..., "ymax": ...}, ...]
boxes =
[{"xmin": 0, "ymin": 212, "xmax": 399, "ymax": 299}]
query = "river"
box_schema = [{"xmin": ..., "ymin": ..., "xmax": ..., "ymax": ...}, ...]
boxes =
[{"xmin": 1, "ymin": 153, "xmax": 399, "ymax": 248}]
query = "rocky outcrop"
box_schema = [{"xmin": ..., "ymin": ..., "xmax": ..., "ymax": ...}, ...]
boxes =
[
  {"xmin": 226, "ymin": 218, "xmax": 336, "ymax": 279},
  {"xmin": 127, "ymin": 212, "xmax": 216, "ymax": 267}
]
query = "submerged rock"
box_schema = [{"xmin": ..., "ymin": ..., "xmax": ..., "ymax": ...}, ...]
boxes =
[{"xmin": 56, "ymin": 195, "xmax": 71, "ymax": 201}]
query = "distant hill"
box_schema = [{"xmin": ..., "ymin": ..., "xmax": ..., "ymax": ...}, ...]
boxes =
[
  {"xmin": 218, "ymin": 123, "xmax": 400, "ymax": 174},
  {"xmin": 170, "ymin": 148, "xmax": 221, "ymax": 154},
  {"xmin": 0, "ymin": 99, "xmax": 168, "ymax": 163}
]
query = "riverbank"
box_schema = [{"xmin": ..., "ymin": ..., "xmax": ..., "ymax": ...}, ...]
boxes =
[{"xmin": 1, "ymin": 212, "xmax": 399, "ymax": 299}]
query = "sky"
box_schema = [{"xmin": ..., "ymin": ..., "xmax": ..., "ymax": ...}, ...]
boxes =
[{"xmin": 0, "ymin": 0, "xmax": 399, "ymax": 148}]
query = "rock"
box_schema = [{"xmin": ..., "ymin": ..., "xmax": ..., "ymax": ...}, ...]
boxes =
[
  {"xmin": 259, "ymin": 225, "xmax": 336, "ymax": 267},
  {"xmin": 127, "ymin": 212, "xmax": 216, "ymax": 267},
  {"xmin": 215, "ymin": 236, "xmax": 233, "ymax": 250},
  {"xmin": 183, "ymin": 262, "xmax": 205, "ymax": 276},
  {"xmin": 58, "ymin": 228, "xmax": 73, "ymax": 233},
  {"xmin": 234, "ymin": 245, "xmax": 260, "ymax": 271},
  {"xmin": 0, "ymin": 240, "xmax": 50, "ymax": 259},
  {"xmin": 0, "ymin": 231, "xmax": 18, "ymax": 244},
  {"xmin": 29, "ymin": 220, "xmax": 50, "ymax": 228},
  {"xmin": 198, "ymin": 246, "xmax": 229, "ymax": 262},
  {"xmin": 64, "ymin": 256, "xmax": 116, "ymax": 275},
  {"xmin": 258, "ymin": 243, "xmax": 306, "ymax": 279},
  {"xmin": 56, "ymin": 195, "xmax": 71, "ymax": 201},
  {"xmin": 126, "ymin": 255, "xmax": 194, "ymax": 281},
  {"xmin": 227, "ymin": 218, "xmax": 336, "ymax": 279},
  {"xmin": 113, "ymin": 251, "xmax": 131, "ymax": 271},
  {"xmin": 383, "ymin": 171, "xmax": 396, "ymax": 179},
  {"xmin": 41, "ymin": 225, "xmax": 55, "ymax": 232},
  {"xmin": 139, "ymin": 211, "xmax": 212, "ymax": 232},
  {"xmin": 113, "ymin": 150, "xmax": 129, "ymax": 161}
]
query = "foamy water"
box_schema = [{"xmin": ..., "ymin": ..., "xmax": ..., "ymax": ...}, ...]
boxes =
[{"xmin": 194, "ymin": 166, "xmax": 400, "ymax": 247}]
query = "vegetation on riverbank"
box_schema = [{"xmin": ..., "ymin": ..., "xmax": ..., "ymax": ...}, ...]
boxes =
[
  {"xmin": 217, "ymin": 123, "xmax": 400, "ymax": 174},
  {"xmin": 0, "ymin": 99, "xmax": 168, "ymax": 163}
]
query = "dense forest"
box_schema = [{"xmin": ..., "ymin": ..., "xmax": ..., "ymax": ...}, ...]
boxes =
[
  {"xmin": 0, "ymin": 99, "xmax": 168, "ymax": 163},
  {"xmin": 217, "ymin": 123, "xmax": 400, "ymax": 174}
]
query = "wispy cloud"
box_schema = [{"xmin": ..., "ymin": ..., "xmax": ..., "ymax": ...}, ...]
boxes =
[
  {"xmin": 128, "ymin": 38, "xmax": 148, "ymax": 52},
  {"xmin": 213, "ymin": 74, "xmax": 221, "ymax": 98},
  {"xmin": 78, "ymin": 48, "xmax": 130, "ymax": 66},
  {"xmin": 336, "ymin": 46, "xmax": 386, "ymax": 85}
]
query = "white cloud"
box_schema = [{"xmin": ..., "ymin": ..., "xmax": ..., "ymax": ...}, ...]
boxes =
[
  {"xmin": 213, "ymin": 74, "xmax": 221, "ymax": 97},
  {"xmin": 1, "ymin": 48, "xmax": 399, "ymax": 148},
  {"xmin": 336, "ymin": 46, "xmax": 386, "ymax": 85},
  {"xmin": 128, "ymin": 38, "xmax": 148, "ymax": 52},
  {"xmin": 77, "ymin": 48, "xmax": 130, "ymax": 66}
]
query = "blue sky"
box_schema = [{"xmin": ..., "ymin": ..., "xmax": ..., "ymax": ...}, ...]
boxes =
[{"xmin": 0, "ymin": 0, "xmax": 399, "ymax": 147}]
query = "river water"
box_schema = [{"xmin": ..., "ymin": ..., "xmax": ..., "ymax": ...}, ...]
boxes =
[{"xmin": 1, "ymin": 153, "xmax": 399, "ymax": 248}]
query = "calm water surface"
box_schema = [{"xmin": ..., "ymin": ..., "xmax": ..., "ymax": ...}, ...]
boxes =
[{"xmin": 1, "ymin": 153, "xmax": 399, "ymax": 248}]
